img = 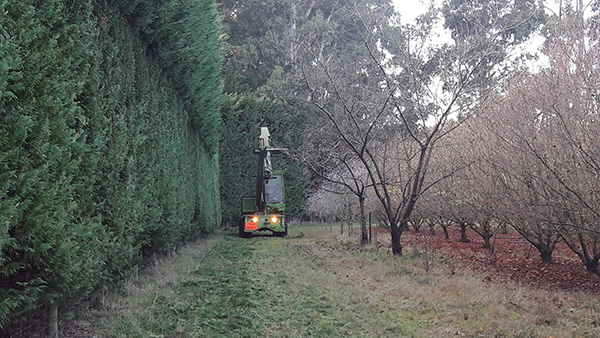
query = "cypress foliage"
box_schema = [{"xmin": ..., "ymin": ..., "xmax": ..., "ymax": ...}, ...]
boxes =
[
  {"xmin": 111, "ymin": 0, "xmax": 224, "ymax": 154},
  {"xmin": 0, "ymin": 0, "xmax": 222, "ymax": 330},
  {"xmin": 220, "ymin": 94, "xmax": 309, "ymax": 224}
]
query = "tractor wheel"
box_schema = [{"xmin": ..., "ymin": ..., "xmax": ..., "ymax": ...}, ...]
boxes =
[
  {"xmin": 274, "ymin": 224, "xmax": 288, "ymax": 237},
  {"xmin": 239, "ymin": 219, "xmax": 251, "ymax": 238}
]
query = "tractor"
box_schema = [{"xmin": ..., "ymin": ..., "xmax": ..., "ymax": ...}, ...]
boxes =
[{"xmin": 239, "ymin": 127, "xmax": 287, "ymax": 237}]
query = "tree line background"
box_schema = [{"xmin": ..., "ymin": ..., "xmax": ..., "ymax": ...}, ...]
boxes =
[{"xmin": 0, "ymin": 0, "xmax": 222, "ymax": 330}]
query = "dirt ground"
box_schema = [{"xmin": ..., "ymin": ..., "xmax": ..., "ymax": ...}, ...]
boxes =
[{"xmin": 373, "ymin": 226, "xmax": 600, "ymax": 294}]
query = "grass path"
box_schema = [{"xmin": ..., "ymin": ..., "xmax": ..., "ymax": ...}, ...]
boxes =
[{"xmin": 89, "ymin": 225, "xmax": 600, "ymax": 337}]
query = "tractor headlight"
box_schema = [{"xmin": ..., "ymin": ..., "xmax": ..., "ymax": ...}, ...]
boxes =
[{"xmin": 271, "ymin": 216, "xmax": 278, "ymax": 223}]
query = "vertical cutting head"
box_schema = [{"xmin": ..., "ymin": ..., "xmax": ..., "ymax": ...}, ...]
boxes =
[{"xmin": 259, "ymin": 127, "xmax": 270, "ymax": 149}]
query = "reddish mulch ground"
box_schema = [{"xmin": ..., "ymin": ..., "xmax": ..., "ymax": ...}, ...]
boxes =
[{"xmin": 374, "ymin": 227, "xmax": 600, "ymax": 294}]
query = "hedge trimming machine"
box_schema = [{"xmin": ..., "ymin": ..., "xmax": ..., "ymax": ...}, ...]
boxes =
[{"xmin": 239, "ymin": 127, "xmax": 287, "ymax": 237}]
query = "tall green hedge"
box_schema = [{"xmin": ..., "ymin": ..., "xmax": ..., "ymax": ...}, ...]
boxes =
[
  {"xmin": 220, "ymin": 94, "xmax": 309, "ymax": 224},
  {"xmin": 0, "ymin": 0, "xmax": 222, "ymax": 329},
  {"xmin": 111, "ymin": 0, "xmax": 224, "ymax": 154}
]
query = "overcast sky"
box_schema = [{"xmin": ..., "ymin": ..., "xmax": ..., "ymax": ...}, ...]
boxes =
[
  {"xmin": 391, "ymin": 0, "xmax": 594, "ymax": 24},
  {"xmin": 388, "ymin": 0, "xmax": 590, "ymax": 71},
  {"xmin": 391, "ymin": 0, "xmax": 430, "ymax": 24}
]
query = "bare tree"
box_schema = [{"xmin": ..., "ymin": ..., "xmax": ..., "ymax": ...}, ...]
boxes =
[
  {"xmin": 469, "ymin": 17, "xmax": 600, "ymax": 272},
  {"xmin": 295, "ymin": 122, "xmax": 371, "ymax": 243},
  {"xmin": 300, "ymin": 0, "xmax": 544, "ymax": 256},
  {"xmin": 307, "ymin": 185, "xmax": 359, "ymax": 234},
  {"xmin": 433, "ymin": 121, "xmax": 501, "ymax": 249}
]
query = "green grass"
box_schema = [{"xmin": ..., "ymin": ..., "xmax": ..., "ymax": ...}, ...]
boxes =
[
  {"xmin": 80, "ymin": 225, "xmax": 600, "ymax": 337},
  {"xmin": 248, "ymin": 231, "xmax": 421, "ymax": 337},
  {"xmin": 104, "ymin": 231, "xmax": 266, "ymax": 337}
]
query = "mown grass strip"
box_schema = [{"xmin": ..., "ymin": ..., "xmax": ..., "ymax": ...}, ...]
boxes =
[
  {"xmin": 164, "ymin": 234, "xmax": 264, "ymax": 337},
  {"xmin": 107, "ymin": 230, "xmax": 267, "ymax": 337},
  {"xmin": 248, "ymin": 230, "xmax": 421, "ymax": 338}
]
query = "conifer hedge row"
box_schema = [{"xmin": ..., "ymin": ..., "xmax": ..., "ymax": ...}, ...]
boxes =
[{"xmin": 0, "ymin": 0, "xmax": 222, "ymax": 328}]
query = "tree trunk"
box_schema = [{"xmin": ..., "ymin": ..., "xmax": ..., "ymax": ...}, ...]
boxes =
[
  {"xmin": 441, "ymin": 224, "xmax": 449, "ymax": 239},
  {"xmin": 49, "ymin": 303, "xmax": 58, "ymax": 338},
  {"xmin": 585, "ymin": 260, "xmax": 599, "ymax": 275},
  {"xmin": 359, "ymin": 197, "xmax": 368, "ymax": 245},
  {"xmin": 459, "ymin": 222, "xmax": 470, "ymax": 243},
  {"xmin": 412, "ymin": 219, "xmax": 422, "ymax": 232},
  {"xmin": 391, "ymin": 224, "xmax": 403, "ymax": 256},
  {"xmin": 479, "ymin": 221, "xmax": 493, "ymax": 249},
  {"xmin": 483, "ymin": 233, "xmax": 492, "ymax": 249},
  {"xmin": 429, "ymin": 222, "xmax": 436, "ymax": 235},
  {"xmin": 368, "ymin": 212, "xmax": 372, "ymax": 244},
  {"xmin": 560, "ymin": 233, "xmax": 600, "ymax": 276},
  {"xmin": 539, "ymin": 249, "xmax": 553, "ymax": 263}
]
